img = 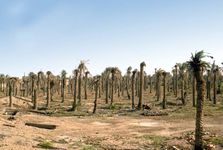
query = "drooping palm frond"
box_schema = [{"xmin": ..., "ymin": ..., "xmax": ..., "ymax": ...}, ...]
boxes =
[
  {"xmin": 187, "ymin": 50, "xmax": 210, "ymax": 72},
  {"xmin": 61, "ymin": 70, "xmax": 67, "ymax": 77},
  {"xmin": 78, "ymin": 60, "xmax": 88, "ymax": 77}
]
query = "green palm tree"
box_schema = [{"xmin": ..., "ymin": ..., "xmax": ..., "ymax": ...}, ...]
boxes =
[
  {"xmin": 61, "ymin": 70, "xmax": 67, "ymax": 103},
  {"xmin": 187, "ymin": 50, "xmax": 210, "ymax": 150}
]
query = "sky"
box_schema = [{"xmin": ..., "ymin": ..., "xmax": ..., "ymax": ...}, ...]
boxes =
[{"xmin": 0, "ymin": 0, "xmax": 223, "ymax": 77}]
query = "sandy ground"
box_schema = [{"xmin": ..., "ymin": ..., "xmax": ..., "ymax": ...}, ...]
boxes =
[{"xmin": 0, "ymin": 96, "xmax": 222, "ymax": 150}]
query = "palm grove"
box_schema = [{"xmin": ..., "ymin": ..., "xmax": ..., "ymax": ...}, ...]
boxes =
[{"xmin": 0, "ymin": 51, "xmax": 222, "ymax": 149}]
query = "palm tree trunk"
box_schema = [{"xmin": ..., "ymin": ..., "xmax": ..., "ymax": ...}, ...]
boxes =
[
  {"xmin": 72, "ymin": 72, "xmax": 78, "ymax": 111},
  {"xmin": 33, "ymin": 89, "xmax": 37, "ymax": 110},
  {"xmin": 156, "ymin": 76, "xmax": 160, "ymax": 101},
  {"xmin": 84, "ymin": 75, "xmax": 88, "ymax": 100},
  {"xmin": 99, "ymin": 80, "xmax": 101, "ymax": 98},
  {"xmin": 192, "ymin": 74, "xmax": 196, "ymax": 107},
  {"xmin": 213, "ymin": 72, "xmax": 216, "ymax": 104},
  {"xmin": 93, "ymin": 80, "xmax": 99, "ymax": 114},
  {"xmin": 46, "ymin": 78, "xmax": 50, "ymax": 108},
  {"xmin": 126, "ymin": 77, "xmax": 130, "ymax": 99},
  {"xmin": 132, "ymin": 72, "xmax": 136, "ymax": 109},
  {"xmin": 78, "ymin": 75, "xmax": 82, "ymax": 105},
  {"xmin": 149, "ymin": 76, "xmax": 152, "ymax": 93},
  {"xmin": 61, "ymin": 79, "xmax": 65, "ymax": 103},
  {"xmin": 172, "ymin": 76, "xmax": 175, "ymax": 95},
  {"xmin": 111, "ymin": 74, "xmax": 114, "ymax": 105},
  {"xmin": 181, "ymin": 78, "xmax": 185, "ymax": 105},
  {"xmin": 135, "ymin": 77, "xmax": 138, "ymax": 96},
  {"xmin": 138, "ymin": 63, "xmax": 145, "ymax": 109},
  {"xmin": 105, "ymin": 79, "xmax": 109, "ymax": 104},
  {"xmin": 163, "ymin": 73, "xmax": 166, "ymax": 109},
  {"xmin": 194, "ymin": 71, "xmax": 205, "ymax": 150},
  {"xmin": 9, "ymin": 84, "xmax": 12, "ymax": 107},
  {"xmin": 175, "ymin": 66, "xmax": 178, "ymax": 97}
]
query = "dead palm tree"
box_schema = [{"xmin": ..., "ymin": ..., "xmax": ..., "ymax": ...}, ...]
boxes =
[
  {"xmin": 138, "ymin": 62, "xmax": 146, "ymax": 110},
  {"xmin": 126, "ymin": 66, "xmax": 132, "ymax": 99},
  {"xmin": 162, "ymin": 71, "xmax": 167, "ymax": 109},
  {"xmin": 213, "ymin": 66, "xmax": 218, "ymax": 104},
  {"xmin": 30, "ymin": 73, "xmax": 37, "ymax": 110},
  {"xmin": 93, "ymin": 75, "xmax": 100, "ymax": 114},
  {"xmin": 111, "ymin": 68, "xmax": 116, "ymax": 105},
  {"xmin": 37, "ymin": 71, "xmax": 44, "ymax": 92},
  {"xmin": 0, "ymin": 74, "xmax": 5, "ymax": 92},
  {"xmin": 149, "ymin": 75, "xmax": 152, "ymax": 93},
  {"xmin": 178, "ymin": 63, "xmax": 187, "ymax": 105},
  {"xmin": 156, "ymin": 69, "xmax": 162, "ymax": 101},
  {"xmin": 71, "ymin": 69, "xmax": 79, "ymax": 111},
  {"xmin": 78, "ymin": 61, "xmax": 88, "ymax": 105},
  {"xmin": 187, "ymin": 50, "xmax": 210, "ymax": 150},
  {"xmin": 84, "ymin": 71, "xmax": 90, "ymax": 100},
  {"xmin": 46, "ymin": 71, "xmax": 52, "ymax": 108},
  {"xmin": 131, "ymin": 69, "xmax": 137, "ymax": 109},
  {"xmin": 103, "ymin": 67, "xmax": 112, "ymax": 104},
  {"xmin": 61, "ymin": 70, "xmax": 67, "ymax": 103},
  {"xmin": 174, "ymin": 64, "xmax": 178, "ymax": 97},
  {"xmin": 8, "ymin": 77, "xmax": 17, "ymax": 107}
]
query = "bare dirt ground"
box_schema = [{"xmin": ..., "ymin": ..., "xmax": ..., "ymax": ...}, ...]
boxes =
[{"xmin": 0, "ymin": 93, "xmax": 223, "ymax": 150}]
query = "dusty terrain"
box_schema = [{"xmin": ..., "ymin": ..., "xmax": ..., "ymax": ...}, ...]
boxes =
[{"xmin": 0, "ymin": 92, "xmax": 223, "ymax": 150}]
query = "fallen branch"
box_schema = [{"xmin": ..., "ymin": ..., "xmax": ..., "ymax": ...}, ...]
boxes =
[
  {"xmin": 25, "ymin": 122, "xmax": 57, "ymax": 130},
  {"xmin": 14, "ymin": 96, "xmax": 32, "ymax": 103},
  {"xmin": 29, "ymin": 110, "xmax": 51, "ymax": 115},
  {"xmin": 3, "ymin": 124, "xmax": 15, "ymax": 128}
]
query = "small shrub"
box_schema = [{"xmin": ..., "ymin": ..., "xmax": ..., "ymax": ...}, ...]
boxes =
[
  {"xmin": 210, "ymin": 136, "xmax": 223, "ymax": 147},
  {"xmin": 143, "ymin": 135, "xmax": 168, "ymax": 146},
  {"xmin": 37, "ymin": 140, "xmax": 54, "ymax": 149},
  {"xmin": 81, "ymin": 145, "xmax": 96, "ymax": 150}
]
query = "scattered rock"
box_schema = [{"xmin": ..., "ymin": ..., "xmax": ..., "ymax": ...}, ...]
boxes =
[
  {"xmin": 3, "ymin": 108, "xmax": 18, "ymax": 116},
  {"xmin": 7, "ymin": 116, "xmax": 15, "ymax": 121},
  {"xmin": 141, "ymin": 111, "xmax": 168, "ymax": 116}
]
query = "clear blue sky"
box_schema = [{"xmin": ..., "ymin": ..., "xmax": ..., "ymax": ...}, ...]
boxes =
[{"xmin": 0, "ymin": 0, "xmax": 222, "ymax": 77}]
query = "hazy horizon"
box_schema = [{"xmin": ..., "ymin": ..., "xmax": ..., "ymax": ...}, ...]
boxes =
[{"xmin": 0, "ymin": 0, "xmax": 223, "ymax": 77}]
